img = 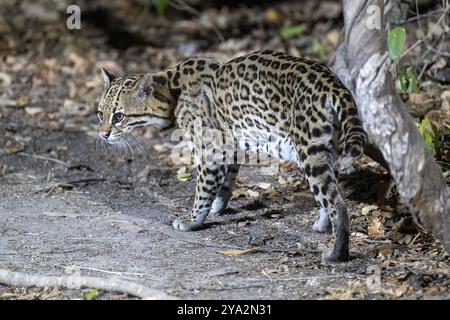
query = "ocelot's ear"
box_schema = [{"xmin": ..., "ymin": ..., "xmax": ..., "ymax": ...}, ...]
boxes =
[
  {"xmin": 135, "ymin": 73, "xmax": 153, "ymax": 99},
  {"xmin": 101, "ymin": 68, "xmax": 117, "ymax": 88}
]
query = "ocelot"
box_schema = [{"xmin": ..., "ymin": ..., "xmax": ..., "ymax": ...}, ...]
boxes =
[{"xmin": 97, "ymin": 50, "xmax": 366, "ymax": 262}]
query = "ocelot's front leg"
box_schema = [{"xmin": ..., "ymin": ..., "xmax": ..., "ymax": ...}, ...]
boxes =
[
  {"xmin": 210, "ymin": 164, "xmax": 240, "ymax": 216},
  {"xmin": 172, "ymin": 162, "xmax": 227, "ymax": 231}
]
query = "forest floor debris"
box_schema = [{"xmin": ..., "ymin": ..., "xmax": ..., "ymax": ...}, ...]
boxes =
[{"xmin": 0, "ymin": 0, "xmax": 449, "ymax": 299}]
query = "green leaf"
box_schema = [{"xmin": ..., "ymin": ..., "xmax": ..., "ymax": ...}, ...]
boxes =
[
  {"xmin": 177, "ymin": 172, "xmax": 192, "ymax": 182},
  {"xmin": 429, "ymin": 121, "xmax": 441, "ymax": 153},
  {"xmin": 280, "ymin": 24, "xmax": 306, "ymax": 39},
  {"xmin": 151, "ymin": 0, "xmax": 168, "ymax": 17},
  {"xmin": 418, "ymin": 117, "xmax": 428, "ymax": 136},
  {"xmin": 430, "ymin": 121, "xmax": 439, "ymax": 139},
  {"xmin": 387, "ymin": 26, "xmax": 406, "ymax": 60},
  {"xmin": 423, "ymin": 132, "xmax": 434, "ymax": 152},
  {"xmin": 418, "ymin": 118, "xmax": 435, "ymax": 153},
  {"xmin": 312, "ymin": 38, "xmax": 328, "ymax": 59},
  {"xmin": 80, "ymin": 289, "xmax": 98, "ymax": 300},
  {"xmin": 396, "ymin": 67, "xmax": 417, "ymax": 94}
]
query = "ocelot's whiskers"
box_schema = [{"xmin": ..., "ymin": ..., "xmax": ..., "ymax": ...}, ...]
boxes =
[
  {"xmin": 115, "ymin": 139, "xmax": 130, "ymax": 160},
  {"xmin": 122, "ymin": 137, "xmax": 135, "ymax": 160},
  {"xmin": 95, "ymin": 136, "xmax": 108, "ymax": 156},
  {"xmin": 125, "ymin": 134, "xmax": 148, "ymax": 156}
]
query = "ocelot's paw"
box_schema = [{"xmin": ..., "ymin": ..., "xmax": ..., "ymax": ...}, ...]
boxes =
[
  {"xmin": 321, "ymin": 248, "xmax": 350, "ymax": 264},
  {"xmin": 312, "ymin": 208, "xmax": 332, "ymax": 234},
  {"xmin": 313, "ymin": 219, "xmax": 332, "ymax": 234},
  {"xmin": 172, "ymin": 216, "xmax": 204, "ymax": 231},
  {"xmin": 210, "ymin": 196, "xmax": 227, "ymax": 217}
]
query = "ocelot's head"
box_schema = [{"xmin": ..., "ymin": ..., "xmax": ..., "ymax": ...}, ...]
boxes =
[{"xmin": 97, "ymin": 69, "xmax": 176, "ymax": 143}]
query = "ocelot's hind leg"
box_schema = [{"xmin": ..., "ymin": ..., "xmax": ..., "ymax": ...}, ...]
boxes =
[
  {"xmin": 300, "ymin": 142, "xmax": 350, "ymax": 262},
  {"xmin": 172, "ymin": 163, "xmax": 226, "ymax": 231},
  {"xmin": 313, "ymin": 207, "xmax": 332, "ymax": 234},
  {"xmin": 312, "ymin": 166, "xmax": 339, "ymax": 234},
  {"xmin": 210, "ymin": 164, "xmax": 240, "ymax": 216}
]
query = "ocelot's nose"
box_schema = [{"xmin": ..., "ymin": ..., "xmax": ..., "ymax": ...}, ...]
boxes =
[{"xmin": 99, "ymin": 130, "xmax": 110, "ymax": 140}]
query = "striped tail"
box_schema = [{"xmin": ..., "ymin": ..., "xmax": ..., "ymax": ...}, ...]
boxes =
[{"xmin": 336, "ymin": 93, "xmax": 366, "ymax": 170}]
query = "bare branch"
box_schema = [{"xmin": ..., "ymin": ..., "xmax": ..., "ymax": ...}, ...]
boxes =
[{"xmin": 0, "ymin": 269, "xmax": 178, "ymax": 300}]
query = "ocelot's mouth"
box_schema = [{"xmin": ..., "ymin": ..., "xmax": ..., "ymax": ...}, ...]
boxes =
[{"xmin": 105, "ymin": 134, "xmax": 122, "ymax": 144}]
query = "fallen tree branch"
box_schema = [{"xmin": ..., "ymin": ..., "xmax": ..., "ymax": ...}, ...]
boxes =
[
  {"xmin": 0, "ymin": 269, "xmax": 178, "ymax": 300},
  {"xmin": 70, "ymin": 266, "xmax": 156, "ymax": 278}
]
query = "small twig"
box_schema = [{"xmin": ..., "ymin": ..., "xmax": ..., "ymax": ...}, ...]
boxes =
[
  {"xmin": 398, "ymin": 8, "xmax": 445, "ymax": 24},
  {"xmin": 415, "ymin": 0, "xmax": 421, "ymax": 31},
  {"xmin": 363, "ymin": 239, "xmax": 392, "ymax": 244},
  {"xmin": 18, "ymin": 152, "xmax": 69, "ymax": 167},
  {"xmin": 68, "ymin": 266, "xmax": 161, "ymax": 280},
  {"xmin": 169, "ymin": 0, "xmax": 225, "ymax": 42},
  {"xmin": 426, "ymin": 46, "xmax": 450, "ymax": 58},
  {"xmin": 261, "ymin": 269, "xmax": 273, "ymax": 282},
  {"xmin": 409, "ymin": 232, "xmax": 422, "ymax": 245},
  {"xmin": 0, "ymin": 269, "xmax": 177, "ymax": 300},
  {"xmin": 169, "ymin": 0, "xmax": 200, "ymax": 16},
  {"xmin": 418, "ymin": 58, "xmax": 432, "ymax": 81},
  {"xmin": 414, "ymin": 32, "xmax": 445, "ymax": 81},
  {"xmin": 400, "ymin": 4, "xmax": 450, "ymax": 59}
]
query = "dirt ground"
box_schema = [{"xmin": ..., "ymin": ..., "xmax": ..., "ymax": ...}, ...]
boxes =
[{"xmin": 1, "ymin": 0, "xmax": 449, "ymax": 300}]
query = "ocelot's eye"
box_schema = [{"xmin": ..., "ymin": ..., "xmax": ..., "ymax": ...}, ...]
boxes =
[
  {"xmin": 112, "ymin": 112, "xmax": 124, "ymax": 124},
  {"xmin": 98, "ymin": 111, "xmax": 103, "ymax": 122}
]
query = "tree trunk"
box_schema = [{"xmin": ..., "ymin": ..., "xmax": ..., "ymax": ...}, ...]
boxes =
[{"xmin": 334, "ymin": 0, "xmax": 450, "ymax": 252}]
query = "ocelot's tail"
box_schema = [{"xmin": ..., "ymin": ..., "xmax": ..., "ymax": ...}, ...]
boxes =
[{"xmin": 336, "ymin": 93, "xmax": 366, "ymax": 170}]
